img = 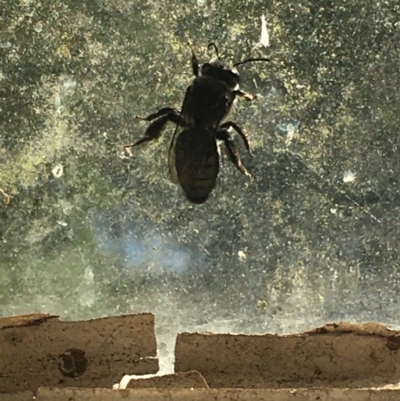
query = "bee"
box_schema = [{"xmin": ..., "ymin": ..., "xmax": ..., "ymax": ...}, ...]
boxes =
[{"xmin": 125, "ymin": 43, "xmax": 268, "ymax": 204}]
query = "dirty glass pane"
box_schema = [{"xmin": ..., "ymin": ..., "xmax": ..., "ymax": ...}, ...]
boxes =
[{"xmin": 1, "ymin": 0, "xmax": 399, "ymax": 361}]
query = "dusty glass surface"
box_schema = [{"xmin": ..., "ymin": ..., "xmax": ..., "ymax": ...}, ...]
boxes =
[{"xmin": 1, "ymin": 0, "xmax": 400, "ymax": 347}]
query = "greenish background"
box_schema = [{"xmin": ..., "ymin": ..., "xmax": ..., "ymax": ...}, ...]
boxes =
[{"xmin": 1, "ymin": 0, "xmax": 399, "ymax": 337}]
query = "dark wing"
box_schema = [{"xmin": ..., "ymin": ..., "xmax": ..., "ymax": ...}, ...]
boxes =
[
  {"xmin": 168, "ymin": 128, "xmax": 181, "ymax": 184},
  {"xmin": 174, "ymin": 126, "xmax": 219, "ymax": 204},
  {"xmin": 168, "ymin": 84, "xmax": 193, "ymax": 184}
]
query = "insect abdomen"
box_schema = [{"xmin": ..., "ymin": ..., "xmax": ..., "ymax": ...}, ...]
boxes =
[{"xmin": 174, "ymin": 128, "xmax": 219, "ymax": 204}]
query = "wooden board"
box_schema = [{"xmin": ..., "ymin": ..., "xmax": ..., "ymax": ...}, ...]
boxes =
[
  {"xmin": 0, "ymin": 313, "xmax": 158, "ymax": 393},
  {"xmin": 175, "ymin": 322, "xmax": 400, "ymax": 388},
  {"xmin": 33, "ymin": 387, "xmax": 400, "ymax": 401},
  {"xmin": 2, "ymin": 315, "xmax": 400, "ymax": 400}
]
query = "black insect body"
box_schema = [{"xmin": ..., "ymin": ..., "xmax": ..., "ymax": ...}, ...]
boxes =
[{"xmin": 126, "ymin": 45, "xmax": 266, "ymax": 204}]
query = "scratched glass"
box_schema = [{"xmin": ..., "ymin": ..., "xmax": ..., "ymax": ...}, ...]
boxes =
[{"xmin": 1, "ymin": 0, "xmax": 399, "ymax": 361}]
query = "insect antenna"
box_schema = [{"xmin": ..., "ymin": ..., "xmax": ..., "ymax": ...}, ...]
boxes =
[
  {"xmin": 233, "ymin": 57, "xmax": 270, "ymax": 67},
  {"xmin": 207, "ymin": 42, "xmax": 221, "ymax": 60}
]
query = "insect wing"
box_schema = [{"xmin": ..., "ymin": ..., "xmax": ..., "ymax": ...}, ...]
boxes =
[
  {"xmin": 174, "ymin": 127, "xmax": 220, "ymax": 204},
  {"xmin": 168, "ymin": 125, "xmax": 183, "ymax": 184},
  {"xmin": 168, "ymin": 84, "xmax": 193, "ymax": 184}
]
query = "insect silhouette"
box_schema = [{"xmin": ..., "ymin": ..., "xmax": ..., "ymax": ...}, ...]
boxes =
[{"xmin": 125, "ymin": 43, "xmax": 268, "ymax": 204}]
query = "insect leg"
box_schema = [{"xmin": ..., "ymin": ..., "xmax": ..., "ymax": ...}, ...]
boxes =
[
  {"xmin": 216, "ymin": 129, "xmax": 256, "ymax": 179},
  {"xmin": 219, "ymin": 121, "xmax": 253, "ymax": 155},
  {"xmin": 135, "ymin": 107, "xmax": 179, "ymax": 122},
  {"xmin": 234, "ymin": 89, "xmax": 257, "ymax": 101},
  {"xmin": 191, "ymin": 48, "xmax": 200, "ymax": 77},
  {"xmin": 125, "ymin": 108, "xmax": 185, "ymax": 150}
]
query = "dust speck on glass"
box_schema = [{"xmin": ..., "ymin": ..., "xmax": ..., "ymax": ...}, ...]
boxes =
[{"xmin": 1, "ymin": 0, "xmax": 399, "ymax": 341}]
